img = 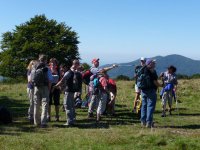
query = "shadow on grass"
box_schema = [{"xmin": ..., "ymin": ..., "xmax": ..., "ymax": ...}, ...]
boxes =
[
  {"xmin": 0, "ymin": 97, "xmax": 140, "ymax": 133},
  {"xmin": 157, "ymin": 124, "xmax": 200, "ymax": 130},
  {"xmin": 0, "ymin": 96, "xmax": 28, "ymax": 118}
]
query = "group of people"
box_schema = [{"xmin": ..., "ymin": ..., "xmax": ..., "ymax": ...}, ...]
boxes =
[
  {"xmin": 26, "ymin": 54, "xmax": 117, "ymax": 127},
  {"xmin": 26, "ymin": 54, "xmax": 178, "ymax": 128},
  {"xmin": 133, "ymin": 57, "xmax": 178, "ymax": 128}
]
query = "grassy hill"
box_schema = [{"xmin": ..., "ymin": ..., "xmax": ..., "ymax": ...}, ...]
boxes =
[
  {"xmin": 0, "ymin": 80, "xmax": 200, "ymax": 150},
  {"xmin": 106, "ymin": 54, "xmax": 200, "ymax": 78}
]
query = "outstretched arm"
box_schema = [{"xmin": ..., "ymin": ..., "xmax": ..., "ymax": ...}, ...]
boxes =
[{"xmin": 103, "ymin": 64, "xmax": 118, "ymax": 72}]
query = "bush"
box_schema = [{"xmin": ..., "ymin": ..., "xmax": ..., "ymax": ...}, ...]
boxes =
[{"xmin": 115, "ymin": 75, "xmax": 130, "ymax": 81}]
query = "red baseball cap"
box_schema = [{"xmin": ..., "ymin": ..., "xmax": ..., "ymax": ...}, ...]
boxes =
[{"xmin": 92, "ymin": 58, "xmax": 99, "ymax": 63}]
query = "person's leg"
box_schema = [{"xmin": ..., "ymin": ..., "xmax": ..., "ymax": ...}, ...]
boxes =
[
  {"xmin": 88, "ymin": 95, "xmax": 97, "ymax": 117},
  {"xmin": 133, "ymin": 92, "xmax": 140, "ymax": 112},
  {"xmin": 110, "ymin": 92, "xmax": 116, "ymax": 115},
  {"xmin": 146, "ymin": 90, "xmax": 157, "ymax": 127},
  {"xmin": 133, "ymin": 84, "xmax": 140, "ymax": 112},
  {"xmin": 27, "ymin": 88, "xmax": 34, "ymax": 122},
  {"xmin": 34, "ymin": 87, "xmax": 41, "ymax": 126},
  {"xmin": 41, "ymin": 86, "xmax": 50, "ymax": 126},
  {"xmin": 161, "ymin": 92, "xmax": 167, "ymax": 117},
  {"xmin": 48, "ymin": 88, "xmax": 53, "ymax": 121},
  {"xmin": 54, "ymin": 88, "xmax": 60, "ymax": 121},
  {"xmin": 64, "ymin": 92, "xmax": 75, "ymax": 125},
  {"xmin": 140, "ymin": 91, "xmax": 147, "ymax": 126},
  {"xmin": 168, "ymin": 90, "xmax": 173, "ymax": 115}
]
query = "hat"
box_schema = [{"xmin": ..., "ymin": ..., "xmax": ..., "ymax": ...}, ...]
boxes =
[
  {"xmin": 140, "ymin": 57, "xmax": 146, "ymax": 61},
  {"xmin": 92, "ymin": 58, "xmax": 99, "ymax": 63},
  {"xmin": 168, "ymin": 65, "xmax": 177, "ymax": 73},
  {"xmin": 145, "ymin": 58, "xmax": 156, "ymax": 66}
]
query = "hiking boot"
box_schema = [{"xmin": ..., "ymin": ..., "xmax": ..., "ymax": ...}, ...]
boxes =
[
  {"xmin": 55, "ymin": 116, "xmax": 59, "ymax": 122},
  {"xmin": 40, "ymin": 124, "xmax": 48, "ymax": 128},
  {"xmin": 141, "ymin": 122, "xmax": 146, "ymax": 127},
  {"xmin": 47, "ymin": 116, "xmax": 51, "ymax": 122},
  {"xmin": 161, "ymin": 112, "xmax": 166, "ymax": 117},
  {"xmin": 132, "ymin": 108, "xmax": 136, "ymax": 113},
  {"xmin": 146, "ymin": 122, "xmax": 154, "ymax": 128},
  {"xmin": 169, "ymin": 110, "xmax": 172, "ymax": 115},
  {"xmin": 63, "ymin": 122, "xmax": 74, "ymax": 127},
  {"xmin": 88, "ymin": 112, "xmax": 94, "ymax": 119}
]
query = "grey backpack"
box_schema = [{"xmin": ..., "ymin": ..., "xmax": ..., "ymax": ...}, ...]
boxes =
[{"xmin": 31, "ymin": 62, "xmax": 49, "ymax": 87}]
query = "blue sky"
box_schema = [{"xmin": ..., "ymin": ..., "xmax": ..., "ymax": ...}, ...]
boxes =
[{"xmin": 0, "ymin": 0, "xmax": 200, "ymax": 64}]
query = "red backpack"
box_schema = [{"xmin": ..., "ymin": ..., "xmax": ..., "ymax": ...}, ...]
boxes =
[{"xmin": 82, "ymin": 70, "xmax": 93, "ymax": 85}]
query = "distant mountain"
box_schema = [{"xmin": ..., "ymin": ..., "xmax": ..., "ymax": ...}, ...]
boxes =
[{"xmin": 103, "ymin": 54, "xmax": 200, "ymax": 78}]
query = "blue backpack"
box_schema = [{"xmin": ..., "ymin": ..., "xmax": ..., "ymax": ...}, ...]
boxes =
[{"xmin": 136, "ymin": 66, "xmax": 153, "ymax": 90}]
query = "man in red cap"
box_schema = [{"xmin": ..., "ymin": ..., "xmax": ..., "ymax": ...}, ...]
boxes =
[{"xmin": 88, "ymin": 58, "xmax": 118, "ymax": 118}]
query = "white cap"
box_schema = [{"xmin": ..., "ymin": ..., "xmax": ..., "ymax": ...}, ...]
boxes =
[{"xmin": 140, "ymin": 57, "xmax": 146, "ymax": 61}]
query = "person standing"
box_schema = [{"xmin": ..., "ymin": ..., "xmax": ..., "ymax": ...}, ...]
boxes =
[
  {"xmin": 160, "ymin": 65, "xmax": 178, "ymax": 117},
  {"xmin": 33, "ymin": 54, "xmax": 53, "ymax": 128},
  {"xmin": 27, "ymin": 60, "xmax": 36, "ymax": 123},
  {"xmin": 138, "ymin": 59, "xmax": 162, "ymax": 128},
  {"xmin": 88, "ymin": 58, "xmax": 118, "ymax": 118},
  {"xmin": 48, "ymin": 58, "xmax": 60, "ymax": 121},
  {"xmin": 54, "ymin": 59, "xmax": 81, "ymax": 126},
  {"xmin": 132, "ymin": 57, "xmax": 146, "ymax": 113}
]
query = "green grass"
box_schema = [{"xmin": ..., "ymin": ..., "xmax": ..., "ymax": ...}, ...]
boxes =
[{"xmin": 0, "ymin": 80, "xmax": 200, "ymax": 150}]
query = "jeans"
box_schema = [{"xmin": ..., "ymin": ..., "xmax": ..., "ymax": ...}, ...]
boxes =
[{"xmin": 141, "ymin": 89, "xmax": 157, "ymax": 125}]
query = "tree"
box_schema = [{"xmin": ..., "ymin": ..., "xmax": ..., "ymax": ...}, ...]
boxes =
[
  {"xmin": 82, "ymin": 63, "xmax": 91, "ymax": 71},
  {"xmin": 0, "ymin": 14, "xmax": 80, "ymax": 78}
]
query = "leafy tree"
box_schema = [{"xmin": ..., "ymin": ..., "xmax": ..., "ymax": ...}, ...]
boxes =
[
  {"xmin": 0, "ymin": 14, "xmax": 80, "ymax": 78},
  {"xmin": 82, "ymin": 63, "xmax": 91, "ymax": 71}
]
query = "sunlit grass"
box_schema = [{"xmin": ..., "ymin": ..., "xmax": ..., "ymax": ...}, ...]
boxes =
[{"xmin": 0, "ymin": 79, "xmax": 200, "ymax": 149}]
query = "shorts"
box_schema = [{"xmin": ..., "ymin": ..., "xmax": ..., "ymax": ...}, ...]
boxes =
[
  {"xmin": 49, "ymin": 84, "xmax": 60, "ymax": 106},
  {"xmin": 135, "ymin": 84, "xmax": 141, "ymax": 93}
]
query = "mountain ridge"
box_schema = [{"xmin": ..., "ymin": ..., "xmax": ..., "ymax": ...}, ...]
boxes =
[{"xmin": 103, "ymin": 54, "xmax": 200, "ymax": 78}]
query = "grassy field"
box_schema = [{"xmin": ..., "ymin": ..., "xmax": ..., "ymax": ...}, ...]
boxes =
[{"xmin": 0, "ymin": 79, "xmax": 200, "ymax": 150}]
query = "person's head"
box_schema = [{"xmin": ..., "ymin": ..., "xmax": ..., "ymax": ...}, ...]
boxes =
[
  {"xmin": 168, "ymin": 65, "xmax": 177, "ymax": 74},
  {"xmin": 27, "ymin": 60, "xmax": 36, "ymax": 70},
  {"xmin": 39, "ymin": 54, "xmax": 47, "ymax": 64},
  {"xmin": 140, "ymin": 57, "xmax": 146, "ymax": 66},
  {"xmin": 92, "ymin": 58, "xmax": 100, "ymax": 68},
  {"xmin": 145, "ymin": 59, "xmax": 156, "ymax": 70},
  {"xmin": 49, "ymin": 58, "xmax": 58, "ymax": 69},
  {"xmin": 49, "ymin": 58, "xmax": 58, "ymax": 65},
  {"xmin": 72, "ymin": 59, "xmax": 80, "ymax": 69}
]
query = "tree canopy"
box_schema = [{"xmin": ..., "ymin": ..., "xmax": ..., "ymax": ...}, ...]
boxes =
[{"xmin": 0, "ymin": 14, "xmax": 80, "ymax": 78}]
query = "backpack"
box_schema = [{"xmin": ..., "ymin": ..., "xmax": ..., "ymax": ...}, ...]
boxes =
[
  {"xmin": 31, "ymin": 62, "xmax": 49, "ymax": 87},
  {"xmin": 136, "ymin": 66, "xmax": 153, "ymax": 90},
  {"xmin": 65, "ymin": 70, "xmax": 82, "ymax": 92},
  {"xmin": 89, "ymin": 74, "xmax": 100, "ymax": 95},
  {"xmin": 82, "ymin": 70, "xmax": 93, "ymax": 85},
  {"xmin": 72, "ymin": 71, "xmax": 82, "ymax": 92}
]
